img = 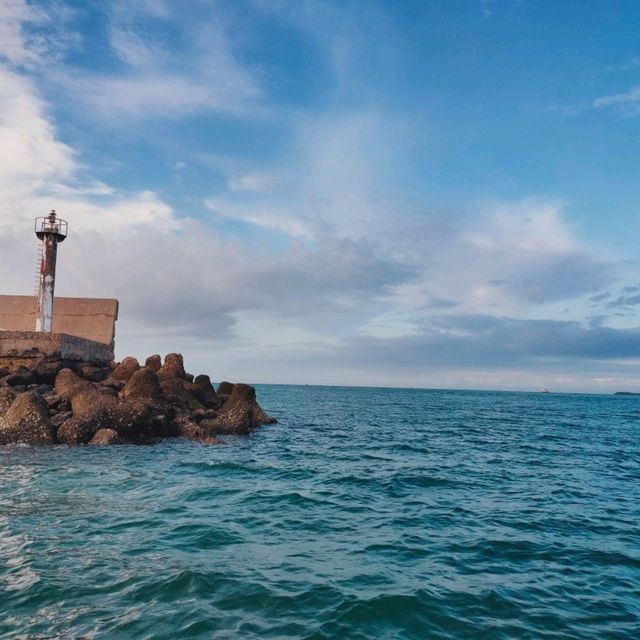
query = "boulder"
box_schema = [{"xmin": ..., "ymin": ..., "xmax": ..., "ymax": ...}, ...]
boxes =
[
  {"xmin": 190, "ymin": 374, "xmax": 219, "ymax": 409},
  {"xmin": 66, "ymin": 398, "xmax": 115, "ymax": 443},
  {"xmin": 109, "ymin": 398, "xmax": 154, "ymax": 439},
  {"xmin": 31, "ymin": 384, "xmax": 51, "ymax": 397},
  {"xmin": 68, "ymin": 382, "xmax": 154, "ymax": 442},
  {"xmin": 0, "ymin": 392, "xmax": 54, "ymax": 445},
  {"xmin": 216, "ymin": 381, "xmax": 234, "ymax": 405},
  {"xmin": 57, "ymin": 417, "xmax": 97, "ymax": 445},
  {"xmin": 57, "ymin": 394, "xmax": 146, "ymax": 444},
  {"xmin": 200, "ymin": 383, "xmax": 276, "ymax": 435},
  {"xmin": 89, "ymin": 429, "xmax": 122, "ymax": 445},
  {"xmin": 145, "ymin": 354, "xmax": 162, "ymax": 372},
  {"xmin": 156, "ymin": 371, "xmax": 183, "ymax": 397},
  {"xmin": 98, "ymin": 385, "xmax": 118, "ymax": 397},
  {"xmin": 99, "ymin": 379, "xmax": 124, "ymax": 392},
  {"xmin": 51, "ymin": 411, "xmax": 72, "ymax": 428},
  {"xmin": 171, "ymin": 415, "xmax": 222, "ymax": 445},
  {"xmin": 151, "ymin": 413, "xmax": 172, "ymax": 438},
  {"xmin": 3, "ymin": 368, "xmax": 35, "ymax": 387},
  {"xmin": 192, "ymin": 408, "xmax": 218, "ymax": 421},
  {"xmin": 71, "ymin": 385, "xmax": 110, "ymax": 417},
  {"xmin": 70, "ymin": 387, "xmax": 116, "ymax": 420},
  {"xmin": 32, "ymin": 359, "xmax": 62, "ymax": 385},
  {"xmin": 76, "ymin": 363, "xmax": 108, "ymax": 383},
  {"xmin": 121, "ymin": 367, "xmax": 162, "ymax": 401},
  {"xmin": 45, "ymin": 394, "xmax": 70, "ymax": 412},
  {"xmin": 156, "ymin": 364, "xmax": 204, "ymax": 411},
  {"xmin": 159, "ymin": 353, "xmax": 186, "ymax": 379},
  {"xmin": 0, "ymin": 388, "xmax": 16, "ymax": 417},
  {"xmin": 110, "ymin": 357, "xmax": 140, "ymax": 383},
  {"xmin": 55, "ymin": 368, "xmax": 94, "ymax": 399},
  {"xmin": 0, "ymin": 349, "xmax": 274, "ymax": 446}
]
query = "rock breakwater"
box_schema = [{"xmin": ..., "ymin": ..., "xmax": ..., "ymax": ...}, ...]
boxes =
[{"xmin": 0, "ymin": 353, "xmax": 276, "ymax": 446}]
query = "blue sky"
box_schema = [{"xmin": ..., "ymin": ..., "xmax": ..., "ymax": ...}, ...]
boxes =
[{"xmin": 2, "ymin": 0, "xmax": 640, "ymax": 392}]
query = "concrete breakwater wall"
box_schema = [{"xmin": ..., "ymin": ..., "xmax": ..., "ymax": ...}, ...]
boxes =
[
  {"xmin": 0, "ymin": 295, "xmax": 118, "ymax": 347},
  {"xmin": 0, "ymin": 331, "xmax": 113, "ymax": 367}
]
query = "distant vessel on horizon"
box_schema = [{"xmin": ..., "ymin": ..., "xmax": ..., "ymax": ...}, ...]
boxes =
[{"xmin": 541, "ymin": 388, "xmax": 550, "ymax": 393}]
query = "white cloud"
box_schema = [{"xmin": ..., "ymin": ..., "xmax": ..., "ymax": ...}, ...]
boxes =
[
  {"xmin": 0, "ymin": 66, "xmax": 74, "ymax": 200},
  {"xmin": 594, "ymin": 86, "xmax": 640, "ymax": 115},
  {"xmin": 60, "ymin": 72, "xmax": 257, "ymax": 120},
  {"xmin": 208, "ymin": 111, "xmax": 403, "ymax": 240},
  {"xmin": 0, "ymin": 0, "xmax": 76, "ymax": 68},
  {"xmin": 228, "ymin": 172, "xmax": 279, "ymax": 193},
  {"xmin": 53, "ymin": 5, "xmax": 262, "ymax": 121},
  {"xmin": 207, "ymin": 109, "xmax": 612, "ymax": 333},
  {"xmin": 109, "ymin": 26, "xmax": 164, "ymax": 70},
  {"xmin": 0, "ymin": 65, "xmax": 176, "ymax": 232},
  {"xmin": 205, "ymin": 197, "xmax": 315, "ymax": 237},
  {"xmin": 364, "ymin": 198, "xmax": 612, "ymax": 344},
  {"xmin": 0, "ymin": 0, "xmax": 44, "ymax": 65}
]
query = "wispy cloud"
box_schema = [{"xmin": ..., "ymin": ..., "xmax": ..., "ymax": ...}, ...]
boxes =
[
  {"xmin": 594, "ymin": 86, "xmax": 640, "ymax": 116},
  {"xmin": 0, "ymin": 0, "xmax": 49, "ymax": 65},
  {"xmin": 0, "ymin": 0, "xmax": 77, "ymax": 67},
  {"xmin": 604, "ymin": 56, "xmax": 640, "ymax": 72},
  {"xmin": 59, "ymin": 72, "xmax": 260, "ymax": 120},
  {"xmin": 48, "ymin": 2, "xmax": 263, "ymax": 121}
]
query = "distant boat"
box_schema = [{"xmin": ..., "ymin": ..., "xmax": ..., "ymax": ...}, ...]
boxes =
[{"xmin": 541, "ymin": 388, "xmax": 550, "ymax": 393}]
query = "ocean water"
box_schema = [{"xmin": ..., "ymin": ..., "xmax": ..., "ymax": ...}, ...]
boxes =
[{"xmin": 0, "ymin": 386, "xmax": 638, "ymax": 639}]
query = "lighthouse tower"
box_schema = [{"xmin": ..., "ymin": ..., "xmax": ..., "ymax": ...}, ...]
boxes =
[{"xmin": 34, "ymin": 209, "xmax": 68, "ymax": 332}]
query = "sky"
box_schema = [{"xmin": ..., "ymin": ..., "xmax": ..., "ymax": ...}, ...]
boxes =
[{"xmin": 1, "ymin": 0, "xmax": 640, "ymax": 392}]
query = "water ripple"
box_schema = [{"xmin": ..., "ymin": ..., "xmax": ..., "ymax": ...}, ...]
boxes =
[{"xmin": 1, "ymin": 386, "xmax": 639, "ymax": 638}]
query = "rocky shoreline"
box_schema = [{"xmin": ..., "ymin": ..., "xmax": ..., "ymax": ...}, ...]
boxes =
[{"xmin": 0, "ymin": 353, "xmax": 276, "ymax": 446}]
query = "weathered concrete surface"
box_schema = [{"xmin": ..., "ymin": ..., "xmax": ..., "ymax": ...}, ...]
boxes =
[
  {"xmin": 0, "ymin": 295, "xmax": 118, "ymax": 346},
  {"xmin": 0, "ymin": 331, "xmax": 113, "ymax": 367}
]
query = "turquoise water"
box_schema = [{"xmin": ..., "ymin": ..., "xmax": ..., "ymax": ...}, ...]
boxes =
[{"xmin": 0, "ymin": 386, "xmax": 638, "ymax": 639}]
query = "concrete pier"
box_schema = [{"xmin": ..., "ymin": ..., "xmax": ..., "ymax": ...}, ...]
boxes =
[
  {"xmin": 0, "ymin": 331, "xmax": 114, "ymax": 371},
  {"xmin": 0, "ymin": 295, "xmax": 118, "ymax": 349}
]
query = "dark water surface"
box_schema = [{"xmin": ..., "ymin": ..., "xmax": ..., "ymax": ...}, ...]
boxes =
[{"xmin": 0, "ymin": 386, "xmax": 638, "ymax": 639}]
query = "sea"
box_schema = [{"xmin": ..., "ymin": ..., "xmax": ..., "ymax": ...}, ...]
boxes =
[{"xmin": 0, "ymin": 386, "xmax": 638, "ymax": 639}]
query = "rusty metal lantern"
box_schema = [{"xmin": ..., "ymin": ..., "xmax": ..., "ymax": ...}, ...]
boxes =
[{"xmin": 35, "ymin": 209, "xmax": 68, "ymax": 242}]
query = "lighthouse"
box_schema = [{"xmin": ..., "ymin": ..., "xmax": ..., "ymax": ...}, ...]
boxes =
[
  {"xmin": 34, "ymin": 209, "xmax": 68, "ymax": 332},
  {"xmin": 0, "ymin": 211, "xmax": 117, "ymax": 368}
]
